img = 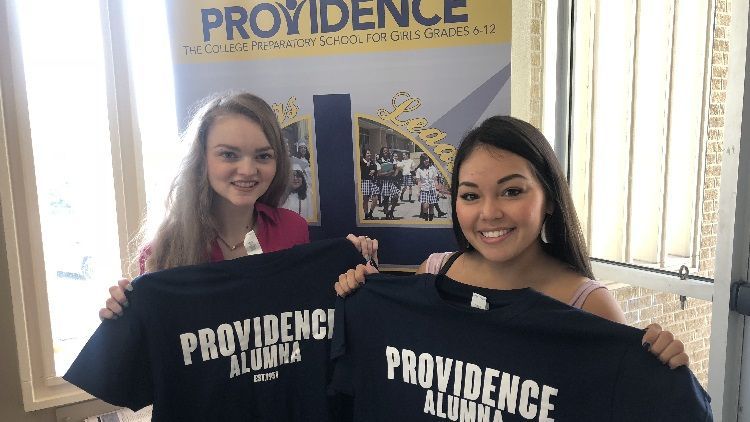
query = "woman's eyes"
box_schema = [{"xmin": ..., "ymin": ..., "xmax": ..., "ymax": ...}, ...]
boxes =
[
  {"xmin": 459, "ymin": 192, "xmax": 479, "ymax": 201},
  {"xmin": 219, "ymin": 151, "xmax": 238, "ymax": 160},
  {"xmin": 459, "ymin": 188, "xmax": 524, "ymax": 201},
  {"xmin": 502, "ymin": 188, "xmax": 523, "ymax": 197},
  {"xmin": 217, "ymin": 150, "xmax": 275, "ymax": 161}
]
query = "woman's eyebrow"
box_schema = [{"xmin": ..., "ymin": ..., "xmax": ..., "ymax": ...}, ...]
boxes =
[
  {"xmin": 213, "ymin": 144, "xmax": 240, "ymax": 151},
  {"xmin": 497, "ymin": 174, "xmax": 526, "ymax": 184},
  {"xmin": 458, "ymin": 174, "xmax": 526, "ymax": 188}
]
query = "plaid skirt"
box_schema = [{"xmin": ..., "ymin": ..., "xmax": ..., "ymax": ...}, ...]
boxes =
[
  {"xmin": 419, "ymin": 189, "xmax": 438, "ymax": 204},
  {"xmin": 361, "ymin": 179, "xmax": 380, "ymax": 196},
  {"xmin": 379, "ymin": 180, "xmax": 398, "ymax": 197},
  {"xmin": 402, "ymin": 174, "xmax": 414, "ymax": 187}
]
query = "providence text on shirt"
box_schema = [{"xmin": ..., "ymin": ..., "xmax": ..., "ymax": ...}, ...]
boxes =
[
  {"xmin": 178, "ymin": 308, "xmax": 335, "ymax": 379},
  {"xmin": 386, "ymin": 346, "xmax": 558, "ymax": 422}
]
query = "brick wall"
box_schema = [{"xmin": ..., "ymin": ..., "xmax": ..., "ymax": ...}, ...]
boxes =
[
  {"xmin": 610, "ymin": 284, "xmax": 712, "ymax": 389},
  {"xmin": 698, "ymin": 0, "xmax": 730, "ymax": 278},
  {"xmin": 529, "ymin": 0, "xmax": 544, "ymax": 127}
]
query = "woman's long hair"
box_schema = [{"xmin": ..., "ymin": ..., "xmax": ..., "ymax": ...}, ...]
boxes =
[
  {"xmin": 295, "ymin": 143, "xmax": 311, "ymax": 161},
  {"xmin": 291, "ymin": 169, "xmax": 308, "ymax": 200},
  {"xmin": 418, "ymin": 153, "xmax": 433, "ymax": 170},
  {"xmin": 138, "ymin": 91, "xmax": 289, "ymax": 273},
  {"xmin": 450, "ymin": 116, "xmax": 593, "ymax": 279}
]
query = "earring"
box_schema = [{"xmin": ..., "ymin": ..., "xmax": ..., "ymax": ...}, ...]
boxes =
[{"xmin": 541, "ymin": 217, "xmax": 551, "ymax": 244}]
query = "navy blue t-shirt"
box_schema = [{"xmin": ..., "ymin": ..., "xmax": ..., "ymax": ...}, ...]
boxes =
[
  {"xmin": 64, "ymin": 238, "xmax": 364, "ymax": 421},
  {"xmin": 330, "ymin": 274, "xmax": 712, "ymax": 421}
]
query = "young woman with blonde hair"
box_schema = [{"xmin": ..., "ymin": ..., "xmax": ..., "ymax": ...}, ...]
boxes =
[{"xmin": 101, "ymin": 91, "xmax": 376, "ymax": 318}]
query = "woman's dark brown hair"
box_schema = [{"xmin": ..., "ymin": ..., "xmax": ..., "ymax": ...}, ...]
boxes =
[{"xmin": 450, "ymin": 116, "xmax": 594, "ymax": 279}]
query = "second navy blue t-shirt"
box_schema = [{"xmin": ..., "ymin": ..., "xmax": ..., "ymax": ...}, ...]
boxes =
[{"xmin": 330, "ymin": 273, "xmax": 712, "ymax": 421}]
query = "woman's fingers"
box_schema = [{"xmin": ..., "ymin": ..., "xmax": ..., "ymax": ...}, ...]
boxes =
[
  {"xmin": 660, "ymin": 340, "xmax": 689, "ymax": 369},
  {"xmin": 666, "ymin": 351, "xmax": 690, "ymax": 369},
  {"xmin": 647, "ymin": 326, "xmax": 674, "ymax": 358},
  {"xmin": 346, "ymin": 234, "xmax": 379, "ymax": 266},
  {"xmin": 369, "ymin": 238, "xmax": 379, "ymax": 266},
  {"xmin": 641, "ymin": 323, "xmax": 662, "ymax": 349},
  {"xmin": 109, "ymin": 284, "xmax": 129, "ymax": 307},
  {"xmin": 335, "ymin": 269, "xmax": 357, "ymax": 297},
  {"xmin": 98, "ymin": 307, "xmax": 117, "ymax": 321},
  {"xmin": 335, "ymin": 264, "xmax": 377, "ymax": 297},
  {"xmin": 360, "ymin": 237, "xmax": 372, "ymax": 259},
  {"xmin": 334, "ymin": 282, "xmax": 346, "ymax": 297},
  {"xmin": 362, "ymin": 262, "xmax": 379, "ymax": 275},
  {"xmin": 104, "ymin": 296, "xmax": 124, "ymax": 317},
  {"xmin": 117, "ymin": 278, "xmax": 133, "ymax": 292},
  {"xmin": 100, "ymin": 278, "xmax": 131, "ymax": 320},
  {"xmin": 642, "ymin": 323, "xmax": 689, "ymax": 369}
]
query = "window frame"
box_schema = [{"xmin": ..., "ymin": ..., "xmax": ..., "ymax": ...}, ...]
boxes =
[
  {"xmin": 550, "ymin": 0, "xmax": 718, "ymax": 295},
  {"xmin": 548, "ymin": 0, "xmax": 746, "ymax": 419},
  {"xmin": 706, "ymin": 0, "xmax": 750, "ymax": 419},
  {"xmin": 0, "ymin": 0, "xmax": 145, "ymax": 411}
]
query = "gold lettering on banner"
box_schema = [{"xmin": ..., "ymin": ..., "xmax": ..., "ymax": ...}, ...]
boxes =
[
  {"xmin": 377, "ymin": 92, "xmax": 456, "ymax": 172},
  {"xmin": 272, "ymin": 96, "xmax": 299, "ymax": 126}
]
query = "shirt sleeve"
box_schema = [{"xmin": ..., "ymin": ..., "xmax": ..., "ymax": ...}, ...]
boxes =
[
  {"xmin": 611, "ymin": 344, "xmax": 712, "ymax": 421},
  {"xmin": 63, "ymin": 289, "xmax": 154, "ymax": 411}
]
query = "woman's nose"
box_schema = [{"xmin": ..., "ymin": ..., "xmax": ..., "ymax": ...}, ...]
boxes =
[
  {"xmin": 238, "ymin": 157, "xmax": 257, "ymax": 175},
  {"xmin": 480, "ymin": 198, "xmax": 503, "ymax": 220}
]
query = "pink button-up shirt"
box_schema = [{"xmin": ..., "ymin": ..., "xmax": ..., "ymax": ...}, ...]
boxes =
[
  {"xmin": 207, "ymin": 202, "xmax": 309, "ymax": 261},
  {"xmin": 139, "ymin": 202, "xmax": 310, "ymax": 274}
]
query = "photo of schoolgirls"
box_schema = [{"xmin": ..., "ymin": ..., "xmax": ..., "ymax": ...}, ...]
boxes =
[
  {"xmin": 281, "ymin": 117, "xmax": 319, "ymax": 223},
  {"xmin": 354, "ymin": 116, "xmax": 451, "ymax": 225}
]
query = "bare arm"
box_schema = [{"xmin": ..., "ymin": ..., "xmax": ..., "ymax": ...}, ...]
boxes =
[
  {"xmin": 580, "ymin": 288, "xmax": 627, "ymax": 323},
  {"xmin": 415, "ymin": 259, "xmax": 429, "ymax": 275}
]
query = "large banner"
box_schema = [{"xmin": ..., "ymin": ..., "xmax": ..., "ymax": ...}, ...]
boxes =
[{"xmin": 166, "ymin": 0, "xmax": 511, "ymax": 268}]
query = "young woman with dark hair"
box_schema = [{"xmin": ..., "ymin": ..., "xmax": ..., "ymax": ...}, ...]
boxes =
[{"xmin": 337, "ymin": 115, "xmax": 689, "ymax": 369}]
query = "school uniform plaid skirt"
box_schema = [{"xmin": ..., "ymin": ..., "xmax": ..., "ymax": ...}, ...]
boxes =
[
  {"xmin": 402, "ymin": 174, "xmax": 414, "ymax": 187},
  {"xmin": 419, "ymin": 189, "xmax": 438, "ymax": 204},
  {"xmin": 393, "ymin": 175, "xmax": 403, "ymax": 189},
  {"xmin": 361, "ymin": 179, "xmax": 380, "ymax": 196},
  {"xmin": 379, "ymin": 180, "xmax": 398, "ymax": 197}
]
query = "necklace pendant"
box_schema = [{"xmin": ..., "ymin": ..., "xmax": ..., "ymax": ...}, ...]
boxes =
[{"xmin": 216, "ymin": 234, "xmax": 244, "ymax": 252}]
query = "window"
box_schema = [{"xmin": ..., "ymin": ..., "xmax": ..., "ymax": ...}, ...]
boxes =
[
  {"xmin": 1, "ymin": 0, "xmax": 178, "ymax": 410},
  {"xmin": 556, "ymin": 0, "xmax": 731, "ymax": 399},
  {"xmin": 570, "ymin": 0, "xmax": 712, "ymax": 275}
]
